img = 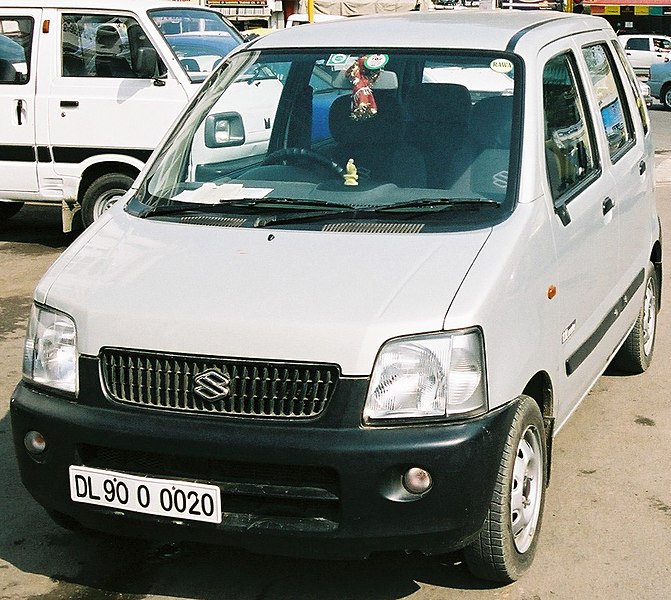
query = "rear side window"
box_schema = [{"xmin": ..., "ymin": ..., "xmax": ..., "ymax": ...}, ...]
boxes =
[
  {"xmin": 582, "ymin": 44, "xmax": 635, "ymax": 161},
  {"xmin": 543, "ymin": 52, "xmax": 598, "ymax": 201},
  {"xmin": 0, "ymin": 17, "xmax": 33, "ymax": 84},
  {"xmin": 611, "ymin": 39, "xmax": 649, "ymax": 134},
  {"xmin": 624, "ymin": 38, "xmax": 648, "ymax": 51}
]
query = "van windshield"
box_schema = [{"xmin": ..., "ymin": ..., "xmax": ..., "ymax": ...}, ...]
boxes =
[
  {"xmin": 128, "ymin": 48, "xmax": 521, "ymax": 230},
  {"xmin": 150, "ymin": 8, "xmax": 243, "ymax": 81}
]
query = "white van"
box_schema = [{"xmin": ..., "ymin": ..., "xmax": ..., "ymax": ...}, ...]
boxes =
[
  {"xmin": 0, "ymin": 0, "xmax": 244, "ymax": 230},
  {"xmin": 12, "ymin": 11, "xmax": 661, "ymax": 583}
]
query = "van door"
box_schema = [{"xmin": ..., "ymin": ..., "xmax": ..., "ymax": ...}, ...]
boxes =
[
  {"xmin": 541, "ymin": 47, "xmax": 622, "ymax": 426},
  {"xmin": 43, "ymin": 10, "xmax": 189, "ymax": 175},
  {"xmin": 0, "ymin": 10, "xmax": 40, "ymax": 193}
]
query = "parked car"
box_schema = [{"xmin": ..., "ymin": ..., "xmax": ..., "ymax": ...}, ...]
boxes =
[
  {"xmin": 12, "ymin": 10, "xmax": 660, "ymax": 584},
  {"xmin": 647, "ymin": 60, "xmax": 671, "ymax": 108},
  {"xmin": 0, "ymin": 0, "xmax": 243, "ymax": 230},
  {"xmin": 618, "ymin": 33, "xmax": 671, "ymax": 76}
]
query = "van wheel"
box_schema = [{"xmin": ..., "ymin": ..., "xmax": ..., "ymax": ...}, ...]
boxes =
[
  {"xmin": 463, "ymin": 396, "xmax": 546, "ymax": 583},
  {"xmin": 81, "ymin": 173, "xmax": 135, "ymax": 227},
  {"xmin": 0, "ymin": 202, "xmax": 24, "ymax": 221},
  {"xmin": 611, "ymin": 263, "xmax": 658, "ymax": 374}
]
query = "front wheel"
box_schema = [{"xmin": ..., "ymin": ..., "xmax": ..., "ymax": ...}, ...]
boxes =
[
  {"xmin": 464, "ymin": 396, "xmax": 546, "ymax": 583},
  {"xmin": 81, "ymin": 173, "xmax": 135, "ymax": 227}
]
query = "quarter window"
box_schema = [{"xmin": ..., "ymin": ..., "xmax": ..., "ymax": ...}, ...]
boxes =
[
  {"xmin": 583, "ymin": 44, "xmax": 634, "ymax": 160},
  {"xmin": 543, "ymin": 53, "xmax": 598, "ymax": 201},
  {"xmin": 0, "ymin": 17, "xmax": 33, "ymax": 84}
]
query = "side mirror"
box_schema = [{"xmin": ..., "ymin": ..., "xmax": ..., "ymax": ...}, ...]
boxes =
[
  {"xmin": 205, "ymin": 112, "xmax": 245, "ymax": 148},
  {"xmin": 134, "ymin": 46, "xmax": 159, "ymax": 79}
]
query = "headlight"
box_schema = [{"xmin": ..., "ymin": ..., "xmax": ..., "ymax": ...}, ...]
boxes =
[
  {"xmin": 363, "ymin": 329, "xmax": 486, "ymax": 423},
  {"xmin": 22, "ymin": 304, "xmax": 78, "ymax": 394}
]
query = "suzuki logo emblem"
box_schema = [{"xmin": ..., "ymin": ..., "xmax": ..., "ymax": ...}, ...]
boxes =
[{"xmin": 193, "ymin": 368, "xmax": 231, "ymax": 403}]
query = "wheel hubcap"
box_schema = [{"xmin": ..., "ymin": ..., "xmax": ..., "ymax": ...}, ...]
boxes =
[
  {"xmin": 642, "ymin": 276, "xmax": 656, "ymax": 356},
  {"xmin": 510, "ymin": 425, "xmax": 543, "ymax": 554},
  {"xmin": 94, "ymin": 189, "xmax": 126, "ymax": 220}
]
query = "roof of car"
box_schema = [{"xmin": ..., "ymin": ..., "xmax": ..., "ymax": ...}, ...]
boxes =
[
  {"xmin": 249, "ymin": 10, "xmax": 610, "ymax": 53},
  {"xmin": 2, "ymin": 0, "xmax": 217, "ymax": 11}
]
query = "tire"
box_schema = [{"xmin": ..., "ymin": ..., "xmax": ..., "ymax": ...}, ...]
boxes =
[
  {"xmin": 0, "ymin": 201, "xmax": 24, "ymax": 221},
  {"xmin": 464, "ymin": 396, "xmax": 546, "ymax": 583},
  {"xmin": 662, "ymin": 85, "xmax": 671, "ymax": 110},
  {"xmin": 611, "ymin": 262, "xmax": 658, "ymax": 374},
  {"xmin": 81, "ymin": 172, "xmax": 135, "ymax": 227}
]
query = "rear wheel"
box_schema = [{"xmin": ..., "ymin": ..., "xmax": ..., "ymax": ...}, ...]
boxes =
[
  {"xmin": 81, "ymin": 173, "xmax": 135, "ymax": 227},
  {"xmin": 464, "ymin": 396, "xmax": 546, "ymax": 583},
  {"xmin": 611, "ymin": 262, "xmax": 658, "ymax": 374},
  {"xmin": 662, "ymin": 85, "xmax": 671, "ymax": 110},
  {"xmin": 0, "ymin": 201, "xmax": 24, "ymax": 221}
]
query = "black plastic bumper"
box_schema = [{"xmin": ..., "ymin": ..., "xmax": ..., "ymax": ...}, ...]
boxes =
[{"xmin": 11, "ymin": 371, "xmax": 519, "ymax": 559}]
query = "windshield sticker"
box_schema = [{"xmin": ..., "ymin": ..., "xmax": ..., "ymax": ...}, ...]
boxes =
[
  {"xmin": 490, "ymin": 59, "xmax": 514, "ymax": 74},
  {"xmin": 363, "ymin": 54, "xmax": 389, "ymax": 70},
  {"xmin": 172, "ymin": 183, "xmax": 272, "ymax": 204},
  {"xmin": 326, "ymin": 53, "xmax": 352, "ymax": 68}
]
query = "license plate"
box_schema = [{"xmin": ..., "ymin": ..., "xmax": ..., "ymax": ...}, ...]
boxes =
[{"xmin": 69, "ymin": 465, "xmax": 222, "ymax": 524}]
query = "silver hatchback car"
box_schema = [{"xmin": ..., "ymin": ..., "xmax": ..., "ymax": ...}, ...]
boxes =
[{"xmin": 12, "ymin": 10, "xmax": 660, "ymax": 583}]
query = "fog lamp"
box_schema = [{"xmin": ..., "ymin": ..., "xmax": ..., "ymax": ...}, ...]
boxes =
[
  {"xmin": 403, "ymin": 467, "xmax": 432, "ymax": 494},
  {"xmin": 24, "ymin": 430, "xmax": 46, "ymax": 454}
]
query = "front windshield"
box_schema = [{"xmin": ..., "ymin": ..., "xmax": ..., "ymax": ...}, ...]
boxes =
[
  {"xmin": 150, "ymin": 9, "xmax": 243, "ymax": 81},
  {"xmin": 129, "ymin": 49, "xmax": 521, "ymax": 231}
]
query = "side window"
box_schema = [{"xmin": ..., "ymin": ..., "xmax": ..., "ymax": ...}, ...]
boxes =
[
  {"xmin": 582, "ymin": 44, "xmax": 634, "ymax": 160},
  {"xmin": 625, "ymin": 38, "xmax": 649, "ymax": 51},
  {"xmin": 62, "ymin": 14, "xmax": 156, "ymax": 78},
  {"xmin": 653, "ymin": 37, "xmax": 671, "ymax": 51},
  {"xmin": 543, "ymin": 52, "xmax": 598, "ymax": 201},
  {"xmin": 611, "ymin": 39, "xmax": 649, "ymax": 135},
  {"xmin": 0, "ymin": 17, "xmax": 33, "ymax": 84}
]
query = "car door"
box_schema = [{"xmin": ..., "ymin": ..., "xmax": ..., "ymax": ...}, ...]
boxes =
[
  {"xmin": 540, "ymin": 45, "xmax": 622, "ymax": 426},
  {"xmin": 0, "ymin": 10, "xmax": 40, "ymax": 193},
  {"xmin": 582, "ymin": 42, "xmax": 653, "ymax": 307},
  {"xmin": 43, "ymin": 10, "xmax": 189, "ymax": 176},
  {"xmin": 622, "ymin": 36, "xmax": 651, "ymax": 70}
]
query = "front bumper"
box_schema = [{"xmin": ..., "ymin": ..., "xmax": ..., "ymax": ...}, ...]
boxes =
[{"xmin": 11, "ymin": 363, "xmax": 519, "ymax": 559}]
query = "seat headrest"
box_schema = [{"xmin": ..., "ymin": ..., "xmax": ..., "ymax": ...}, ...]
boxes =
[
  {"xmin": 406, "ymin": 83, "xmax": 471, "ymax": 122},
  {"xmin": 96, "ymin": 25, "xmax": 122, "ymax": 52},
  {"xmin": 328, "ymin": 92, "xmax": 404, "ymax": 146},
  {"xmin": 470, "ymin": 96, "xmax": 513, "ymax": 149}
]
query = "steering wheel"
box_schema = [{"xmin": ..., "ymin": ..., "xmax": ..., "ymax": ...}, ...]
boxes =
[{"xmin": 263, "ymin": 147, "xmax": 344, "ymax": 178}]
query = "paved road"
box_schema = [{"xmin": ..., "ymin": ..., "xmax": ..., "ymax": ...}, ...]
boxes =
[{"xmin": 1, "ymin": 116, "xmax": 671, "ymax": 599}]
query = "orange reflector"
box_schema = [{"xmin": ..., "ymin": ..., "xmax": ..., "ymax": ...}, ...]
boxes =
[
  {"xmin": 43, "ymin": 19, "xmax": 50, "ymax": 33},
  {"xmin": 548, "ymin": 285, "xmax": 557, "ymax": 299}
]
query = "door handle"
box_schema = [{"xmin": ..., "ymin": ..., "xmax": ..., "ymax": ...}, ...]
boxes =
[
  {"xmin": 60, "ymin": 100, "xmax": 79, "ymax": 108},
  {"xmin": 640, "ymin": 160, "xmax": 647, "ymax": 175},
  {"xmin": 16, "ymin": 99, "xmax": 23, "ymax": 125},
  {"xmin": 602, "ymin": 197, "xmax": 615, "ymax": 215}
]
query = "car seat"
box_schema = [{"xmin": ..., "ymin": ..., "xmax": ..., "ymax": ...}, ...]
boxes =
[
  {"xmin": 404, "ymin": 83, "xmax": 472, "ymax": 188},
  {"xmin": 328, "ymin": 92, "xmax": 426, "ymax": 188},
  {"xmin": 446, "ymin": 95, "xmax": 513, "ymax": 201},
  {"xmin": 95, "ymin": 25, "xmax": 135, "ymax": 78},
  {"xmin": 0, "ymin": 58, "xmax": 17, "ymax": 82}
]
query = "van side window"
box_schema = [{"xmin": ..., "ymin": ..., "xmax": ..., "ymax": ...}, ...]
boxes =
[
  {"xmin": 0, "ymin": 17, "xmax": 33, "ymax": 84},
  {"xmin": 582, "ymin": 44, "xmax": 635, "ymax": 161},
  {"xmin": 543, "ymin": 53, "xmax": 598, "ymax": 201},
  {"xmin": 611, "ymin": 40, "xmax": 649, "ymax": 135},
  {"xmin": 62, "ymin": 14, "xmax": 157, "ymax": 78}
]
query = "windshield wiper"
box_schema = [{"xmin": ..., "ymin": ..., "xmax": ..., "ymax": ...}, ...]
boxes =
[{"xmin": 375, "ymin": 198, "xmax": 502, "ymax": 212}]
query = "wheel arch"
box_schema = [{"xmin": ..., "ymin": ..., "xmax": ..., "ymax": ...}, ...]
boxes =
[
  {"xmin": 521, "ymin": 371, "xmax": 555, "ymax": 485},
  {"xmin": 77, "ymin": 161, "xmax": 141, "ymax": 205}
]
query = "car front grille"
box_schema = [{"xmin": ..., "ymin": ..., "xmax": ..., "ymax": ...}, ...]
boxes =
[{"xmin": 100, "ymin": 349, "xmax": 339, "ymax": 419}]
